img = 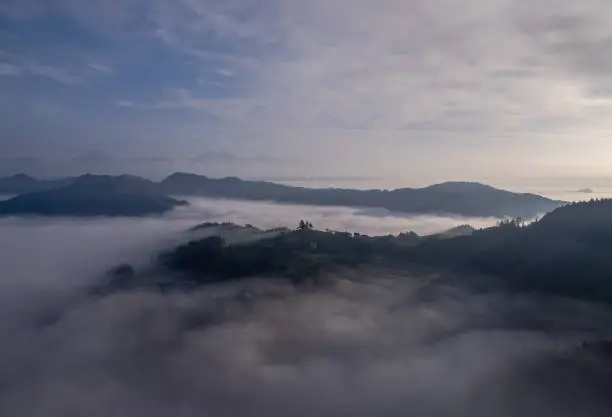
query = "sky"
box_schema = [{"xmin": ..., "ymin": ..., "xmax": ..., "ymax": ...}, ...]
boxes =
[{"xmin": 1, "ymin": 0, "xmax": 612, "ymax": 182}]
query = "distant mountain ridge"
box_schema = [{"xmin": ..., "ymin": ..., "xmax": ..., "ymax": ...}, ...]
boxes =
[
  {"xmin": 0, "ymin": 174, "xmax": 186, "ymax": 217},
  {"xmin": 160, "ymin": 173, "xmax": 564, "ymax": 218},
  {"xmin": 0, "ymin": 172, "xmax": 564, "ymax": 218},
  {"xmin": 0, "ymin": 173, "xmax": 70, "ymax": 194}
]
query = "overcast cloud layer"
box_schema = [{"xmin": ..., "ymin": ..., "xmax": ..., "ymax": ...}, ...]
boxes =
[{"xmin": 1, "ymin": 1, "xmax": 612, "ymax": 179}]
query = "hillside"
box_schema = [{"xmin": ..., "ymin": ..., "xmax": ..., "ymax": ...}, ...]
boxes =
[
  {"xmin": 158, "ymin": 173, "xmax": 564, "ymax": 217},
  {"xmin": 101, "ymin": 199, "xmax": 612, "ymax": 304},
  {"xmin": 403, "ymin": 199, "xmax": 612, "ymax": 301},
  {"xmin": 0, "ymin": 174, "xmax": 186, "ymax": 217},
  {"xmin": 0, "ymin": 174, "xmax": 68, "ymax": 194},
  {"xmin": 0, "ymin": 173, "xmax": 563, "ymax": 218}
]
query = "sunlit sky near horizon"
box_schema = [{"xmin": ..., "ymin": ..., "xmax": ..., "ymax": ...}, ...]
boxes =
[{"xmin": 1, "ymin": 1, "xmax": 612, "ymax": 182}]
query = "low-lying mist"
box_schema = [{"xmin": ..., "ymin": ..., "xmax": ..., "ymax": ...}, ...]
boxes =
[
  {"xmin": 173, "ymin": 197, "xmax": 499, "ymax": 235},
  {"xmin": 0, "ymin": 197, "xmax": 497, "ymax": 307},
  {"xmin": 1, "ymin": 202, "xmax": 611, "ymax": 417}
]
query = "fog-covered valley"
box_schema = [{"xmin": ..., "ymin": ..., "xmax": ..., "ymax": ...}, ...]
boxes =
[
  {"xmin": 0, "ymin": 197, "xmax": 497, "ymax": 319},
  {"xmin": 1, "ymin": 198, "xmax": 612, "ymax": 417}
]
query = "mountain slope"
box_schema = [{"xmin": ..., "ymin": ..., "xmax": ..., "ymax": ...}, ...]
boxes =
[
  {"xmin": 402, "ymin": 199, "xmax": 612, "ymax": 302},
  {"xmin": 0, "ymin": 174, "xmax": 186, "ymax": 217},
  {"xmin": 160, "ymin": 173, "xmax": 563, "ymax": 218},
  {"xmin": 114, "ymin": 199, "xmax": 612, "ymax": 304},
  {"xmin": 0, "ymin": 172, "xmax": 564, "ymax": 218},
  {"xmin": 0, "ymin": 174, "xmax": 68, "ymax": 194}
]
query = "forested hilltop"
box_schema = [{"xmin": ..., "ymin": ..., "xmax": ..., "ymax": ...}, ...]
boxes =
[{"xmin": 106, "ymin": 199, "xmax": 612, "ymax": 304}]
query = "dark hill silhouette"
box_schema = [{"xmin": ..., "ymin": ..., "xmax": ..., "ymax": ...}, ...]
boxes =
[
  {"xmin": 0, "ymin": 174, "xmax": 186, "ymax": 217},
  {"xmin": 159, "ymin": 172, "xmax": 562, "ymax": 218},
  {"xmin": 0, "ymin": 172, "xmax": 563, "ymax": 218},
  {"xmin": 102, "ymin": 199, "xmax": 612, "ymax": 304},
  {"xmin": 0, "ymin": 174, "xmax": 68, "ymax": 194},
  {"xmin": 420, "ymin": 181, "xmax": 498, "ymax": 192},
  {"xmin": 68, "ymin": 174, "xmax": 157, "ymax": 194},
  {"xmin": 403, "ymin": 199, "xmax": 612, "ymax": 302}
]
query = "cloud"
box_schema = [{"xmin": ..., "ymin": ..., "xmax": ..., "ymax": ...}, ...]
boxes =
[
  {"xmin": 2, "ymin": 0, "xmax": 612, "ymax": 176},
  {"xmin": 252, "ymin": 0, "xmax": 612, "ymax": 135},
  {"xmin": 216, "ymin": 68, "xmax": 237, "ymax": 77},
  {"xmin": 0, "ymin": 198, "xmax": 498, "ymax": 316},
  {"xmin": 88, "ymin": 63, "xmax": 114, "ymax": 74},
  {"xmin": 0, "ymin": 62, "xmax": 21, "ymax": 76},
  {"xmin": 72, "ymin": 0, "xmax": 611, "ymax": 135},
  {"xmin": 4, "ymin": 279, "xmax": 611, "ymax": 417},
  {"xmin": 116, "ymin": 100, "xmax": 135, "ymax": 107},
  {"xmin": 25, "ymin": 63, "xmax": 87, "ymax": 85},
  {"xmin": 177, "ymin": 197, "xmax": 499, "ymax": 236},
  {"xmin": 0, "ymin": 51, "xmax": 91, "ymax": 85},
  {"xmin": 1, "ymin": 211, "xmax": 612, "ymax": 416},
  {"xmin": 86, "ymin": 1, "xmax": 612, "ymax": 160},
  {"xmin": 190, "ymin": 151, "xmax": 301, "ymax": 165}
]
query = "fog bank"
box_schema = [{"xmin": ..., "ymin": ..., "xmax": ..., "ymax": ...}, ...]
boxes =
[
  {"xmin": 173, "ymin": 197, "xmax": 498, "ymax": 236},
  {"xmin": 1, "ymin": 208, "xmax": 610, "ymax": 417},
  {"xmin": 0, "ymin": 199, "xmax": 495, "ymax": 318},
  {"xmin": 2, "ymin": 271, "xmax": 612, "ymax": 417}
]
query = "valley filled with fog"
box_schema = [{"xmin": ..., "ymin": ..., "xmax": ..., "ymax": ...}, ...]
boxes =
[
  {"xmin": 1, "ymin": 198, "xmax": 612, "ymax": 417},
  {"xmin": 0, "ymin": 197, "xmax": 497, "ymax": 316}
]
